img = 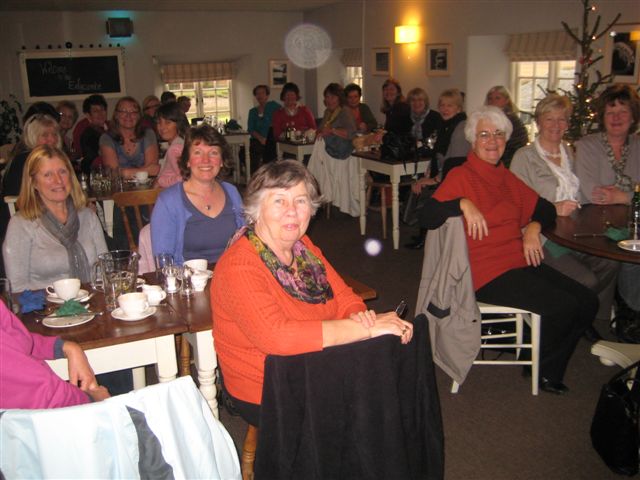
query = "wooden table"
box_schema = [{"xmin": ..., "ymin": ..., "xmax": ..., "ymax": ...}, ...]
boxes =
[
  {"xmin": 354, "ymin": 151, "xmax": 430, "ymax": 249},
  {"xmin": 225, "ymin": 131, "xmax": 251, "ymax": 184},
  {"xmin": 277, "ymin": 139, "xmax": 315, "ymax": 162},
  {"xmin": 544, "ymin": 204, "xmax": 639, "ymax": 264},
  {"xmin": 22, "ymin": 290, "xmax": 183, "ymax": 391}
]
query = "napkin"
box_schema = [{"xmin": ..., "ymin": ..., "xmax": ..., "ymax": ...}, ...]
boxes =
[
  {"xmin": 543, "ymin": 240, "xmax": 571, "ymax": 258},
  {"xmin": 605, "ymin": 227, "xmax": 629, "ymax": 242},
  {"xmin": 19, "ymin": 290, "xmax": 46, "ymax": 314},
  {"xmin": 55, "ymin": 300, "xmax": 88, "ymax": 316}
]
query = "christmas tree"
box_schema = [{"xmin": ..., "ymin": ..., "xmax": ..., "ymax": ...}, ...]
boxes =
[{"xmin": 555, "ymin": 0, "xmax": 620, "ymax": 142}]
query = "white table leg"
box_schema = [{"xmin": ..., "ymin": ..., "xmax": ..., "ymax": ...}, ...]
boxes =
[
  {"xmin": 359, "ymin": 162, "xmax": 367, "ymax": 235},
  {"xmin": 186, "ymin": 330, "xmax": 219, "ymax": 418},
  {"xmin": 391, "ymin": 178, "xmax": 400, "ymax": 249},
  {"xmin": 276, "ymin": 143, "xmax": 283, "ymax": 161},
  {"xmin": 231, "ymin": 144, "xmax": 240, "ymax": 184},
  {"xmin": 132, "ymin": 367, "xmax": 146, "ymax": 390},
  {"xmin": 103, "ymin": 199, "xmax": 114, "ymax": 237},
  {"xmin": 244, "ymin": 138, "xmax": 251, "ymax": 182},
  {"xmin": 155, "ymin": 335, "xmax": 178, "ymax": 383}
]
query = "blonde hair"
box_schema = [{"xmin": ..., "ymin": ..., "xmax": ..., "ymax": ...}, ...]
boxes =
[
  {"xmin": 534, "ymin": 94, "xmax": 572, "ymax": 124},
  {"xmin": 485, "ymin": 85, "xmax": 518, "ymax": 114},
  {"xmin": 17, "ymin": 145, "xmax": 86, "ymax": 220},
  {"xmin": 439, "ymin": 88, "xmax": 465, "ymax": 111},
  {"xmin": 23, "ymin": 114, "xmax": 62, "ymax": 150},
  {"xmin": 407, "ymin": 87, "xmax": 430, "ymax": 110}
]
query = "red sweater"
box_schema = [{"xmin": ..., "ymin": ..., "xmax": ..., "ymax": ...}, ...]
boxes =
[
  {"xmin": 272, "ymin": 106, "xmax": 317, "ymax": 139},
  {"xmin": 433, "ymin": 152, "xmax": 539, "ymax": 290},
  {"xmin": 211, "ymin": 235, "xmax": 365, "ymax": 404}
]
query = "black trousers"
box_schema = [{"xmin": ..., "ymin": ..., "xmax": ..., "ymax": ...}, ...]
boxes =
[{"xmin": 476, "ymin": 264, "xmax": 598, "ymax": 383}]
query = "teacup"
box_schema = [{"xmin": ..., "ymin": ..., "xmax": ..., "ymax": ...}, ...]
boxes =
[
  {"xmin": 141, "ymin": 284, "xmax": 167, "ymax": 306},
  {"xmin": 135, "ymin": 171, "xmax": 149, "ymax": 184},
  {"xmin": 117, "ymin": 292, "xmax": 149, "ymax": 318},
  {"xmin": 46, "ymin": 278, "xmax": 81, "ymax": 301},
  {"xmin": 184, "ymin": 258, "xmax": 208, "ymax": 273},
  {"xmin": 191, "ymin": 272, "xmax": 209, "ymax": 292}
]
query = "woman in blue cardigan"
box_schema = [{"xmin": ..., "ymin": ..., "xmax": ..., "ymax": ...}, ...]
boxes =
[{"xmin": 151, "ymin": 125, "xmax": 244, "ymax": 264}]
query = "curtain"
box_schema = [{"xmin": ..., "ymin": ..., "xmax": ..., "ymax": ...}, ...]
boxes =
[
  {"xmin": 505, "ymin": 30, "xmax": 577, "ymax": 61},
  {"xmin": 160, "ymin": 62, "xmax": 234, "ymax": 83}
]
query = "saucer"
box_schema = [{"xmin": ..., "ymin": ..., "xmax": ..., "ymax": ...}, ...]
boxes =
[
  {"xmin": 618, "ymin": 240, "xmax": 640, "ymax": 252},
  {"xmin": 43, "ymin": 313, "xmax": 95, "ymax": 329},
  {"xmin": 47, "ymin": 289, "xmax": 90, "ymax": 304},
  {"xmin": 111, "ymin": 306, "xmax": 157, "ymax": 321}
]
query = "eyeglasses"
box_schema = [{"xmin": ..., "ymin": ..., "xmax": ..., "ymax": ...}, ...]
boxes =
[
  {"xmin": 476, "ymin": 130, "xmax": 506, "ymax": 142},
  {"xmin": 116, "ymin": 110, "xmax": 139, "ymax": 116}
]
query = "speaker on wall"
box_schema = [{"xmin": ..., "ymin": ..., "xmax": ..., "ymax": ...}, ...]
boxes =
[{"xmin": 106, "ymin": 18, "xmax": 133, "ymax": 38}]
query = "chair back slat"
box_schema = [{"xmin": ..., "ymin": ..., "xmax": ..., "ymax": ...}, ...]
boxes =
[{"xmin": 112, "ymin": 188, "xmax": 161, "ymax": 251}]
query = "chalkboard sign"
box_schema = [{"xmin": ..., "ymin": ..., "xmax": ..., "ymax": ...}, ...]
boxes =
[{"xmin": 19, "ymin": 49, "xmax": 126, "ymax": 102}]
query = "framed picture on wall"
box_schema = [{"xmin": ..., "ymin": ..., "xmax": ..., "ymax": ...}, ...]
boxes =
[
  {"xmin": 269, "ymin": 59, "xmax": 290, "ymax": 89},
  {"xmin": 426, "ymin": 44, "xmax": 451, "ymax": 76},
  {"xmin": 604, "ymin": 24, "xmax": 640, "ymax": 84},
  {"xmin": 372, "ymin": 48, "xmax": 392, "ymax": 76}
]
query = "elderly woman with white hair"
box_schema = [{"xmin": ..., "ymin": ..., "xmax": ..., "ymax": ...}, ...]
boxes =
[
  {"xmin": 420, "ymin": 106, "xmax": 597, "ymax": 395},
  {"xmin": 2, "ymin": 114, "xmax": 62, "ymax": 197}
]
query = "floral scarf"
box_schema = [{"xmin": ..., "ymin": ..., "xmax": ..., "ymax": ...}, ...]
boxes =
[
  {"xmin": 602, "ymin": 132, "xmax": 633, "ymax": 192},
  {"xmin": 246, "ymin": 229, "xmax": 334, "ymax": 304}
]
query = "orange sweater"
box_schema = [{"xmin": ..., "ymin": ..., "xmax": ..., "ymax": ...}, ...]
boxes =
[{"xmin": 211, "ymin": 235, "xmax": 366, "ymax": 405}]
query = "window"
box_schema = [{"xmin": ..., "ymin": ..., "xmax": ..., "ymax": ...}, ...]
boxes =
[
  {"xmin": 512, "ymin": 60, "xmax": 576, "ymax": 114},
  {"xmin": 165, "ymin": 79, "xmax": 233, "ymax": 123},
  {"xmin": 346, "ymin": 66, "xmax": 363, "ymax": 98}
]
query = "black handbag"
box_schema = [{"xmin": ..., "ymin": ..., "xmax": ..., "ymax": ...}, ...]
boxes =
[
  {"xmin": 591, "ymin": 360, "xmax": 640, "ymax": 476},
  {"xmin": 380, "ymin": 132, "xmax": 415, "ymax": 161}
]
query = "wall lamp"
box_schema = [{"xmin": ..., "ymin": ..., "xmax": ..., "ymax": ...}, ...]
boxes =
[{"xmin": 395, "ymin": 25, "xmax": 419, "ymax": 44}]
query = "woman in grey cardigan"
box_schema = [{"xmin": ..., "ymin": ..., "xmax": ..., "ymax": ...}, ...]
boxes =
[
  {"xmin": 575, "ymin": 84, "xmax": 640, "ymax": 338},
  {"xmin": 511, "ymin": 94, "xmax": 618, "ymax": 340},
  {"xmin": 3, "ymin": 146, "xmax": 107, "ymax": 292}
]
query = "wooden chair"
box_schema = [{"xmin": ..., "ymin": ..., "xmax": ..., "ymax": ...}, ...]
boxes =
[
  {"xmin": 365, "ymin": 176, "xmax": 413, "ymax": 239},
  {"xmin": 241, "ymin": 425, "xmax": 258, "ymax": 480},
  {"xmin": 112, "ymin": 188, "xmax": 161, "ymax": 251}
]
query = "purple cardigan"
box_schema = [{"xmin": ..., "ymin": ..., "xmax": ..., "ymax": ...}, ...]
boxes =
[{"xmin": 0, "ymin": 301, "xmax": 90, "ymax": 409}]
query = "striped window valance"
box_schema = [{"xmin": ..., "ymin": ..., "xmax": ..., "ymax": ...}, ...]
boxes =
[
  {"xmin": 340, "ymin": 48, "xmax": 362, "ymax": 67},
  {"xmin": 160, "ymin": 61, "xmax": 235, "ymax": 83},
  {"xmin": 505, "ymin": 30, "xmax": 577, "ymax": 61}
]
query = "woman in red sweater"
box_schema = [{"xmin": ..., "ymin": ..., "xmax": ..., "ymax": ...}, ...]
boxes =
[
  {"xmin": 211, "ymin": 160, "xmax": 412, "ymax": 426},
  {"xmin": 271, "ymin": 82, "xmax": 317, "ymax": 141},
  {"xmin": 420, "ymin": 106, "xmax": 597, "ymax": 395}
]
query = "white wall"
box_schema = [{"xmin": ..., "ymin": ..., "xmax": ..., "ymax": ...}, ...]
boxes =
[
  {"xmin": 306, "ymin": 0, "xmax": 639, "ymax": 122},
  {"xmin": 0, "ymin": 9, "xmax": 312, "ymax": 126},
  {"xmin": 465, "ymin": 35, "xmax": 509, "ymax": 112}
]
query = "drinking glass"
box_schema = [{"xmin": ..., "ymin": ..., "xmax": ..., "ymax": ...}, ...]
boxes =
[
  {"xmin": 0, "ymin": 278, "xmax": 13, "ymax": 313},
  {"xmin": 155, "ymin": 253, "xmax": 174, "ymax": 283},
  {"xmin": 180, "ymin": 266, "xmax": 194, "ymax": 297},
  {"xmin": 163, "ymin": 265, "xmax": 182, "ymax": 294}
]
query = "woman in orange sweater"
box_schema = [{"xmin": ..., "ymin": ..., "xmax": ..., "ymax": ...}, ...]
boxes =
[{"xmin": 211, "ymin": 160, "xmax": 412, "ymax": 426}]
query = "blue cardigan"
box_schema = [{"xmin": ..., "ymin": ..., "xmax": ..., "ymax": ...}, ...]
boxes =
[{"xmin": 150, "ymin": 181, "xmax": 245, "ymax": 264}]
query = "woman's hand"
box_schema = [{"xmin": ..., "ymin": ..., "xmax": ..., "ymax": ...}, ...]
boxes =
[
  {"xmin": 369, "ymin": 312, "xmax": 413, "ymax": 344},
  {"xmin": 522, "ymin": 221, "xmax": 544, "ymax": 266},
  {"xmin": 460, "ymin": 198, "xmax": 488, "ymax": 240},
  {"xmin": 87, "ymin": 385, "xmax": 111, "ymax": 402},
  {"xmin": 350, "ymin": 309, "xmax": 376, "ymax": 329},
  {"xmin": 317, "ymin": 125, "xmax": 332, "ymax": 138},
  {"xmin": 62, "ymin": 341, "xmax": 98, "ymax": 391},
  {"xmin": 592, "ymin": 185, "xmax": 629, "ymax": 205},
  {"xmin": 555, "ymin": 200, "xmax": 579, "ymax": 216}
]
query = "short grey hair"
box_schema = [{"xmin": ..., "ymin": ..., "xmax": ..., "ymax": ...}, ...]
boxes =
[
  {"xmin": 23, "ymin": 114, "xmax": 62, "ymax": 150},
  {"xmin": 464, "ymin": 106, "xmax": 513, "ymax": 143},
  {"xmin": 243, "ymin": 160, "xmax": 323, "ymax": 225}
]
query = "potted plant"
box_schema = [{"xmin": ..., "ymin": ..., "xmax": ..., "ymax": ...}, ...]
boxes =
[{"xmin": 0, "ymin": 95, "xmax": 23, "ymax": 146}]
